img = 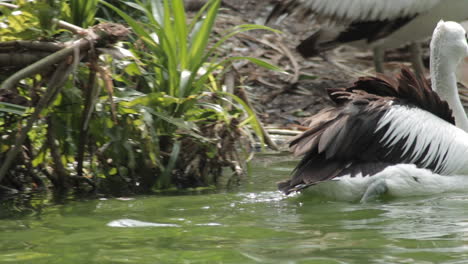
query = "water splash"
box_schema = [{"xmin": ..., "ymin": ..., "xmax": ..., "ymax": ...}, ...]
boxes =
[{"xmin": 106, "ymin": 218, "xmax": 180, "ymax": 228}]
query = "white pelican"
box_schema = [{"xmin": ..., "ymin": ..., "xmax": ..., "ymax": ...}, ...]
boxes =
[
  {"xmin": 267, "ymin": 0, "xmax": 468, "ymax": 74},
  {"xmin": 279, "ymin": 21, "xmax": 468, "ymax": 201}
]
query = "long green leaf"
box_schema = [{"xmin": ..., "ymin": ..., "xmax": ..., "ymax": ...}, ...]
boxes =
[
  {"xmin": 0, "ymin": 102, "xmax": 28, "ymax": 115},
  {"xmin": 197, "ymin": 24, "xmax": 282, "ymax": 73},
  {"xmin": 194, "ymin": 56, "xmax": 285, "ymax": 91},
  {"xmin": 228, "ymin": 56, "xmax": 285, "ymax": 72},
  {"xmin": 187, "ymin": 0, "xmax": 212, "ymax": 32},
  {"xmin": 162, "ymin": 0, "xmax": 178, "ymax": 96},
  {"xmin": 99, "ymin": 0, "xmax": 153, "ymax": 42},
  {"xmin": 149, "ymin": 0, "xmax": 164, "ymax": 25},
  {"xmin": 142, "ymin": 107, "xmax": 199, "ymax": 133},
  {"xmin": 216, "ymin": 91, "xmax": 264, "ymax": 146},
  {"xmin": 122, "ymin": 1, "xmax": 146, "ymax": 13},
  {"xmin": 159, "ymin": 140, "xmax": 180, "ymax": 188},
  {"xmin": 188, "ymin": 0, "xmax": 220, "ymax": 69},
  {"xmin": 172, "ymin": 0, "xmax": 188, "ymax": 70}
]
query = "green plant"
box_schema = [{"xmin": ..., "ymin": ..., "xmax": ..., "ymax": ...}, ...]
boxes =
[
  {"xmin": 68, "ymin": 0, "xmax": 99, "ymax": 28},
  {"xmin": 0, "ymin": 0, "xmax": 282, "ymax": 195},
  {"xmin": 99, "ymin": 0, "xmax": 282, "ymax": 189}
]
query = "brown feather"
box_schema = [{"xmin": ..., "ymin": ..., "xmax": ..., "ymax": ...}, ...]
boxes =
[{"xmin": 318, "ymin": 117, "xmax": 348, "ymax": 154}]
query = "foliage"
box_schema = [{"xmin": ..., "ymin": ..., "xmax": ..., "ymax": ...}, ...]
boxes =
[
  {"xmin": 98, "ymin": 0, "xmax": 281, "ymax": 189},
  {"xmin": 0, "ymin": 0, "xmax": 281, "ymax": 195},
  {"xmin": 66, "ymin": 0, "xmax": 99, "ymax": 28},
  {"xmin": 0, "ymin": 0, "xmax": 99, "ymax": 42},
  {"xmin": 0, "ymin": 0, "xmax": 66, "ymax": 40}
]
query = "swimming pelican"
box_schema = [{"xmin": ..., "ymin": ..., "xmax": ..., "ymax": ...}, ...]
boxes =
[{"xmin": 279, "ymin": 21, "xmax": 468, "ymax": 201}]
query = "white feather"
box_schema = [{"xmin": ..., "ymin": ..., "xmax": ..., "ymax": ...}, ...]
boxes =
[
  {"xmin": 376, "ymin": 0, "xmax": 468, "ymax": 49},
  {"xmin": 376, "ymin": 105, "xmax": 468, "ymax": 175},
  {"xmin": 303, "ymin": 164, "xmax": 468, "ymax": 201},
  {"xmin": 299, "ymin": 0, "xmax": 439, "ymax": 22}
]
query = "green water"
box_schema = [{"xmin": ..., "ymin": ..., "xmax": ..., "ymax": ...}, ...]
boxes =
[{"xmin": 2, "ymin": 154, "xmax": 468, "ymax": 264}]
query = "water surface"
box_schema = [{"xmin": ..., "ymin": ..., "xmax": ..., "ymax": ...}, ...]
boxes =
[{"xmin": 1, "ymin": 153, "xmax": 468, "ymax": 264}]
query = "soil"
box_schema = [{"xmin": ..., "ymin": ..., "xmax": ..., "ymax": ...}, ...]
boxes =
[{"xmin": 188, "ymin": 0, "xmax": 423, "ymax": 129}]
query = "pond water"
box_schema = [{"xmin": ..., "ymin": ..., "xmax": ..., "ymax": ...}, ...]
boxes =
[{"xmin": 1, "ymin": 153, "xmax": 468, "ymax": 264}]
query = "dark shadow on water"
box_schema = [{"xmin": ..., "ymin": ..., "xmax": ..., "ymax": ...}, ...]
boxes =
[
  {"xmin": 0, "ymin": 185, "xmax": 229, "ymax": 220},
  {"xmin": 0, "ymin": 189, "xmax": 101, "ymax": 219},
  {"xmin": 0, "ymin": 191, "xmax": 48, "ymax": 219},
  {"xmin": 0, "ymin": 152, "xmax": 295, "ymax": 220}
]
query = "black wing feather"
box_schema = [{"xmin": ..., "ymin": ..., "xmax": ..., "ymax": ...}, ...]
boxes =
[{"xmin": 281, "ymin": 68, "xmax": 455, "ymax": 194}]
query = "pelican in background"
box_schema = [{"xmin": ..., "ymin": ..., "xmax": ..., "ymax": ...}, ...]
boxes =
[
  {"xmin": 267, "ymin": 0, "xmax": 468, "ymax": 75},
  {"xmin": 279, "ymin": 21, "xmax": 468, "ymax": 201}
]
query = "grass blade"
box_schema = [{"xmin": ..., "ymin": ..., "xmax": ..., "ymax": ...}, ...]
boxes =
[
  {"xmin": 188, "ymin": 0, "xmax": 220, "ymax": 70},
  {"xmin": 172, "ymin": 0, "xmax": 188, "ymax": 70}
]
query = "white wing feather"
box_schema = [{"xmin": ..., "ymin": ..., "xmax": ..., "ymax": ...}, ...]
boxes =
[
  {"xmin": 297, "ymin": 0, "xmax": 440, "ymax": 21},
  {"xmin": 376, "ymin": 105, "xmax": 468, "ymax": 175}
]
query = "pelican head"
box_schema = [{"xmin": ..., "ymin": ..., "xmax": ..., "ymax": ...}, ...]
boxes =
[{"xmin": 432, "ymin": 20, "xmax": 468, "ymax": 66}]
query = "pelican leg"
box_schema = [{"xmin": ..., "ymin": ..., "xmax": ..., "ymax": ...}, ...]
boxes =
[
  {"xmin": 360, "ymin": 178, "xmax": 388, "ymax": 203},
  {"xmin": 409, "ymin": 42, "xmax": 426, "ymax": 77},
  {"xmin": 373, "ymin": 47, "xmax": 385, "ymax": 73}
]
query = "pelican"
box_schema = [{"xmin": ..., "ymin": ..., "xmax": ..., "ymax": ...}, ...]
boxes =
[
  {"xmin": 267, "ymin": 0, "xmax": 468, "ymax": 74},
  {"xmin": 279, "ymin": 21, "xmax": 468, "ymax": 201}
]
